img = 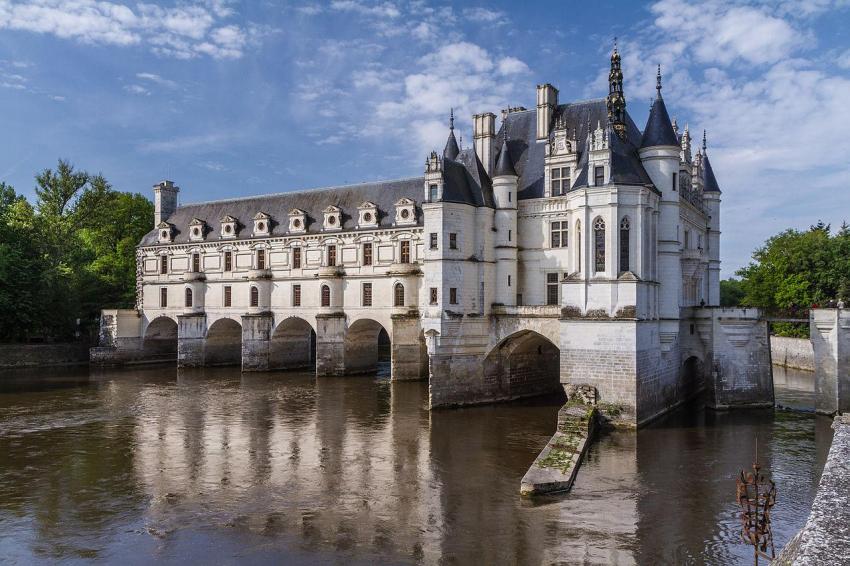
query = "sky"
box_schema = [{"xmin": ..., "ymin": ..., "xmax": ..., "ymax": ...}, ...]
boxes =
[{"xmin": 1, "ymin": 0, "xmax": 849, "ymax": 277}]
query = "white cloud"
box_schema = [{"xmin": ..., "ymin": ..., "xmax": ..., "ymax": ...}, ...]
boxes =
[
  {"xmin": 136, "ymin": 72, "xmax": 178, "ymax": 89},
  {"xmin": 629, "ymin": 0, "xmax": 850, "ymax": 275},
  {"xmin": 198, "ymin": 160, "xmax": 227, "ymax": 171},
  {"xmin": 462, "ymin": 7, "xmax": 507, "ymax": 25},
  {"xmin": 838, "ymin": 48, "xmax": 850, "ymax": 69},
  {"xmin": 497, "ymin": 56, "xmax": 530, "ymax": 75},
  {"xmin": 138, "ymin": 132, "xmax": 234, "ymax": 152},
  {"xmin": 330, "ymin": 0, "xmax": 400, "ymax": 18},
  {"xmin": 0, "ymin": 0, "xmax": 263, "ymax": 59},
  {"xmin": 123, "ymin": 84, "xmax": 149, "ymax": 95}
]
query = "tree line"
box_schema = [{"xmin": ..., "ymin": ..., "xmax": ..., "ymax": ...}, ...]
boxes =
[
  {"xmin": 0, "ymin": 160, "xmax": 152, "ymax": 342},
  {"xmin": 721, "ymin": 221, "xmax": 850, "ymax": 337}
]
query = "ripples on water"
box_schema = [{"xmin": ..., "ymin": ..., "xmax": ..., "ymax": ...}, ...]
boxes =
[{"xmin": 0, "ymin": 364, "xmax": 832, "ymax": 565}]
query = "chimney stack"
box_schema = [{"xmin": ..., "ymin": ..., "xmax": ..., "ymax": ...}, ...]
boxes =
[
  {"xmin": 536, "ymin": 83, "xmax": 558, "ymax": 140},
  {"xmin": 153, "ymin": 180, "xmax": 179, "ymax": 227},
  {"xmin": 473, "ymin": 112, "xmax": 496, "ymax": 176}
]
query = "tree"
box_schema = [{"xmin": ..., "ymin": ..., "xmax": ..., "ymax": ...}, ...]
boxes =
[{"xmin": 720, "ymin": 278, "xmax": 745, "ymax": 307}]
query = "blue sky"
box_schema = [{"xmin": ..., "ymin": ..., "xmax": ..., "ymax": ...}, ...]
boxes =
[{"xmin": 1, "ymin": 0, "xmax": 849, "ymax": 276}]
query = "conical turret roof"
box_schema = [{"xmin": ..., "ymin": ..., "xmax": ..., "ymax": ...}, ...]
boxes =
[{"xmin": 641, "ymin": 66, "xmax": 678, "ymax": 148}]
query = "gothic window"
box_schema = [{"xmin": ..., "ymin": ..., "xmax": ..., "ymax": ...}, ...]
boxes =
[
  {"xmin": 224, "ymin": 286, "xmax": 232, "ymax": 307},
  {"xmin": 550, "ymin": 221, "xmax": 568, "ymax": 248},
  {"xmin": 292, "ymin": 247, "xmax": 301, "ymax": 269},
  {"xmin": 160, "ymin": 255, "xmax": 168, "ymax": 275},
  {"xmin": 394, "ymin": 283, "xmax": 405, "ymax": 307},
  {"xmin": 429, "ymin": 233, "xmax": 437, "ymax": 250},
  {"xmin": 362, "ymin": 283, "xmax": 372, "ymax": 307},
  {"xmin": 429, "ymin": 287, "xmax": 437, "ymax": 305},
  {"xmin": 160, "ymin": 287, "xmax": 168, "ymax": 308},
  {"xmin": 400, "ymin": 240, "xmax": 410, "ymax": 264},
  {"xmin": 292, "ymin": 284, "xmax": 301, "ymax": 307},
  {"xmin": 594, "ymin": 166, "xmax": 604, "ymax": 186},
  {"xmin": 449, "ymin": 233, "xmax": 457, "ymax": 250},
  {"xmin": 321, "ymin": 285, "xmax": 330, "ymax": 307},
  {"xmin": 363, "ymin": 243, "xmax": 373, "ymax": 266},
  {"xmin": 450, "ymin": 288, "xmax": 458, "ymax": 304},
  {"xmin": 250, "ymin": 286, "xmax": 259, "ymax": 307},
  {"xmin": 191, "ymin": 253, "xmax": 200, "ymax": 273},
  {"xmin": 224, "ymin": 251, "xmax": 232, "ymax": 272},
  {"xmin": 185, "ymin": 288, "xmax": 193, "ymax": 308},
  {"xmin": 550, "ymin": 166, "xmax": 570, "ymax": 196},
  {"xmin": 428, "ymin": 184, "xmax": 438, "ymax": 202},
  {"xmin": 594, "ymin": 217, "xmax": 606, "ymax": 273},
  {"xmin": 620, "ymin": 217, "xmax": 630, "ymax": 273},
  {"xmin": 327, "ymin": 245, "xmax": 337, "ymax": 267},
  {"xmin": 546, "ymin": 273, "xmax": 559, "ymax": 305},
  {"xmin": 257, "ymin": 249, "xmax": 266, "ymax": 270}
]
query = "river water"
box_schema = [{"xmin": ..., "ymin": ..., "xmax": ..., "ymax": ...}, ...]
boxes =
[{"xmin": 0, "ymin": 364, "xmax": 833, "ymax": 565}]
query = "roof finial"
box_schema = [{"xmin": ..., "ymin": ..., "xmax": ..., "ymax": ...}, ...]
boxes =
[
  {"xmin": 449, "ymin": 107, "xmax": 454, "ymax": 131},
  {"xmin": 656, "ymin": 64, "xmax": 662, "ymax": 97},
  {"xmin": 703, "ymin": 129, "xmax": 707, "ymax": 152},
  {"xmin": 613, "ymin": 36, "xmax": 618, "ymax": 54}
]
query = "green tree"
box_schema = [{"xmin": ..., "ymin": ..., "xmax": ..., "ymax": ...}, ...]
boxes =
[{"xmin": 720, "ymin": 278, "xmax": 745, "ymax": 307}]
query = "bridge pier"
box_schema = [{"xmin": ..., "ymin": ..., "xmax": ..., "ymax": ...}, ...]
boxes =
[
  {"xmin": 241, "ymin": 313, "xmax": 273, "ymax": 371},
  {"xmin": 391, "ymin": 313, "xmax": 427, "ymax": 380},
  {"xmin": 811, "ymin": 308, "xmax": 850, "ymax": 415},
  {"xmin": 177, "ymin": 313, "xmax": 206, "ymax": 367},
  {"xmin": 316, "ymin": 312, "xmax": 346, "ymax": 376}
]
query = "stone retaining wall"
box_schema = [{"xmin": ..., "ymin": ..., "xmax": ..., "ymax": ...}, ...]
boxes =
[
  {"xmin": 770, "ymin": 335, "xmax": 814, "ymax": 371},
  {"xmin": 776, "ymin": 415, "xmax": 849, "ymax": 564},
  {"xmin": 0, "ymin": 343, "xmax": 90, "ymax": 368}
]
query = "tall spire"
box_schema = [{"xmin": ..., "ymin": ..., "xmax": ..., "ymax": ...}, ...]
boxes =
[
  {"xmin": 443, "ymin": 108, "xmax": 460, "ymax": 160},
  {"xmin": 701, "ymin": 130, "xmax": 720, "ymax": 193},
  {"xmin": 702, "ymin": 129, "xmax": 707, "ymax": 152},
  {"xmin": 493, "ymin": 125, "xmax": 517, "ymax": 177},
  {"xmin": 656, "ymin": 64, "xmax": 662, "ymax": 98},
  {"xmin": 606, "ymin": 41, "xmax": 627, "ymax": 139},
  {"xmin": 641, "ymin": 63, "xmax": 678, "ymax": 148}
]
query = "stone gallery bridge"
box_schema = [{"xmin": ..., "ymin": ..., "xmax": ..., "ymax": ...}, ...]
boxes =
[{"xmin": 93, "ymin": 307, "xmax": 427, "ymax": 381}]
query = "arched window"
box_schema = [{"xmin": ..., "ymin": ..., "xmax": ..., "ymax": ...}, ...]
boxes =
[
  {"xmin": 594, "ymin": 217, "xmax": 606, "ymax": 273},
  {"xmin": 321, "ymin": 284, "xmax": 331, "ymax": 307},
  {"xmin": 185, "ymin": 287, "xmax": 193, "ymax": 307},
  {"xmin": 394, "ymin": 283, "xmax": 405, "ymax": 307},
  {"xmin": 619, "ymin": 217, "xmax": 630, "ymax": 273},
  {"xmin": 250, "ymin": 286, "xmax": 259, "ymax": 307},
  {"xmin": 575, "ymin": 220, "xmax": 581, "ymax": 272}
]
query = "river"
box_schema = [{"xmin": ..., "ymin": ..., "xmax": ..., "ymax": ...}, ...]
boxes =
[{"xmin": 0, "ymin": 364, "xmax": 832, "ymax": 565}]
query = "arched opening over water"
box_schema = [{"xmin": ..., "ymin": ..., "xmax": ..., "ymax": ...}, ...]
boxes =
[
  {"xmin": 270, "ymin": 317, "xmax": 316, "ymax": 371},
  {"xmin": 483, "ymin": 330, "xmax": 562, "ymax": 399},
  {"xmin": 142, "ymin": 316, "xmax": 177, "ymax": 359},
  {"xmin": 682, "ymin": 355, "xmax": 704, "ymax": 400},
  {"xmin": 204, "ymin": 318, "xmax": 242, "ymax": 367},
  {"xmin": 345, "ymin": 319, "xmax": 391, "ymax": 376}
]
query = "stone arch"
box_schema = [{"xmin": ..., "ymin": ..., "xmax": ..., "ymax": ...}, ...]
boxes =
[
  {"xmin": 484, "ymin": 330, "xmax": 561, "ymax": 399},
  {"xmin": 345, "ymin": 318, "xmax": 391, "ymax": 375},
  {"xmin": 270, "ymin": 316, "xmax": 316, "ymax": 370},
  {"xmin": 142, "ymin": 316, "xmax": 177, "ymax": 358},
  {"xmin": 205, "ymin": 317, "xmax": 242, "ymax": 366},
  {"xmin": 682, "ymin": 355, "xmax": 704, "ymax": 400}
]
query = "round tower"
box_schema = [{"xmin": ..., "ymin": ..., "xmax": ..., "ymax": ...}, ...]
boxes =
[{"xmin": 492, "ymin": 128, "xmax": 518, "ymax": 306}]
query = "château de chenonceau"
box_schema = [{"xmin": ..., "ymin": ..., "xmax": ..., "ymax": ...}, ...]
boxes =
[{"xmin": 93, "ymin": 48, "xmax": 774, "ymax": 426}]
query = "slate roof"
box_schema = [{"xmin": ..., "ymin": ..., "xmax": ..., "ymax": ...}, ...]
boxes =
[
  {"xmin": 703, "ymin": 152, "xmax": 721, "ymax": 193},
  {"xmin": 495, "ymin": 99, "xmax": 653, "ymax": 199},
  {"xmin": 140, "ymin": 177, "xmax": 424, "ymax": 246},
  {"xmin": 641, "ymin": 95, "xmax": 679, "ymax": 148},
  {"xmin": 493, "ymin": 136, "xmax": 517, "ymax": 177}
]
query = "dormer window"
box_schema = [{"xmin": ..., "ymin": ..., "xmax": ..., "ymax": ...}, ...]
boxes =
[
  {"xmin": 394, "ymin": 198, "xmax": 416, "ymax": 226},
  {"xmin": 220, "ymin": 215, "xmax": 237, "ymax": 239},
  {"xmin": 594, "ymin": 166, "xmax": 605, "ymax": 186},
  {"xmin": 188, "ymin": 218, "xmax": 206, "ymax": 242},
  {"xmin": 157, "ymin": 222, "xmax": 173, "ymax": 243},
  {"xmin": 288, "ymin": 209, "xmax": 306, "ymax": 234},
  {"xmin": 253, "ymin": 212, "xmax": 271, "ymax": 237},
  {"xmin": 357, "ymin": 201, "xmax": 378, "ymax": 228},
  {"xmin": 323, "ymin": 205, "xmax": 341, "ymax": 231}
]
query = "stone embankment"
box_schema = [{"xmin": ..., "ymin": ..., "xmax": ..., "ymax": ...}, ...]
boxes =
[
  {"xmin": 520, "ymin": 385, "xmax": 608, "ymax": 496},
  {"xmin": 770, "ymin": 335, "xmax": 814, "ymax": 371},
  {"xmin": 776, "ymin": 415, "xmax": 850, "ymax": 564},
  {"xmin": 0, "ymin": 343, "xmax": 90, "ymax": 368}
]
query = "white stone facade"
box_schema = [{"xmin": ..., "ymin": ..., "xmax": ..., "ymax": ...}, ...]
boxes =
[{"xmin": 96, "ymin": 49, "xmax": 775, "ymax": 426}]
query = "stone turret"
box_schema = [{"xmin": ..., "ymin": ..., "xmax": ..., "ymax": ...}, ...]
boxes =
[
  {"xmin": 702, "ymin": 131, "xmax": 722, "ymax": 305},
  {"xmin": 493, "ymin": 128, "xmax": 518, "ymax": 306}
]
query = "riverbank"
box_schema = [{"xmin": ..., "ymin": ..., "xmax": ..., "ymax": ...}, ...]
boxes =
[
  {"xmin": 770, "ymin": 335, "xmax": 814, "ymax": 371},
  {"xmin": 776, "ymin": 414, "xmax": 850, "ymax": 564},
  {"xmin": 0, "ymin": 343, "xmax": 90, "ymax": 369}
]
